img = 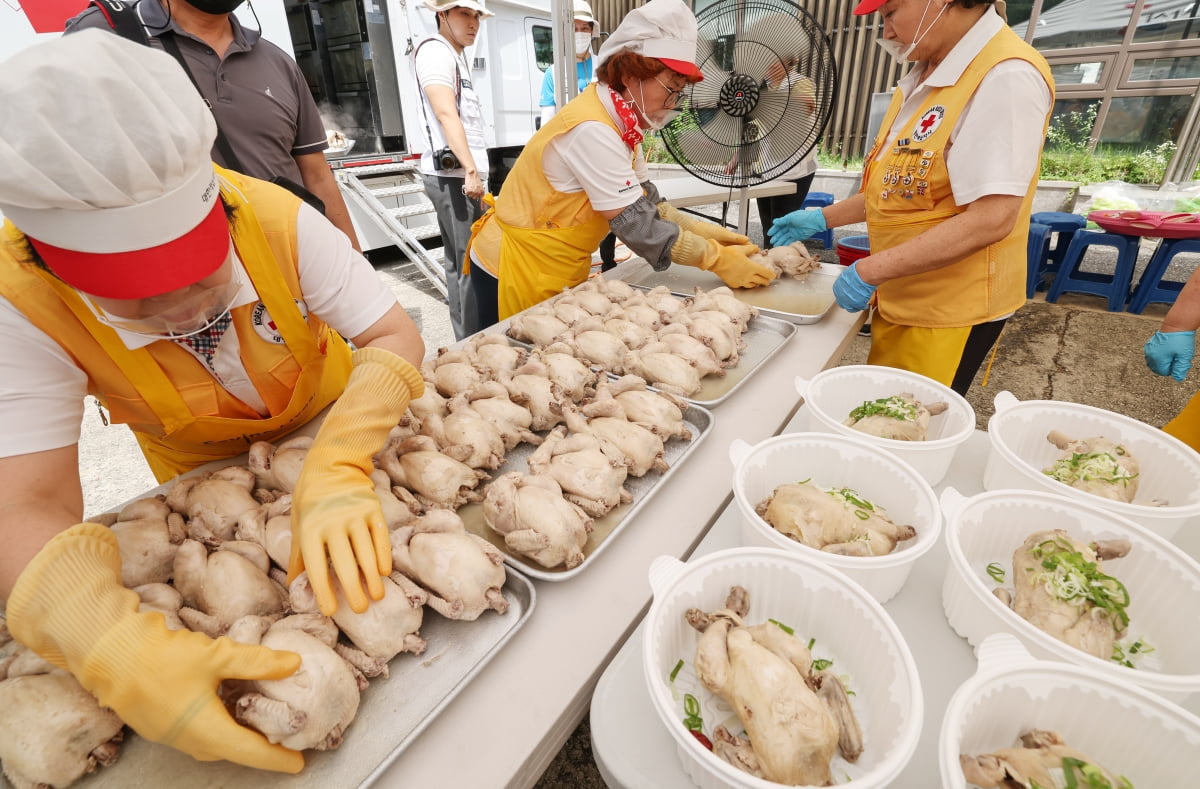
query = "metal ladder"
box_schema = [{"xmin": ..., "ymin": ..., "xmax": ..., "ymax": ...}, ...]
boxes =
[{"xmin": 334, "ymin": 161, "xmax": 447, "ymax": 297}]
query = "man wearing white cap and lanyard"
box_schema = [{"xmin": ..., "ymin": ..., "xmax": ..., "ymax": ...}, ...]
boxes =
[
  {"xmin": 0, "ymin": 31, "xmax": 427, "ymax": 772},
  {"xmin": 415, "ymin": 0, "xmax": 493, "ymax": 340},
  {"xmin": 464, "ymin": 0, "xmax": 776, "ymax": 324}
]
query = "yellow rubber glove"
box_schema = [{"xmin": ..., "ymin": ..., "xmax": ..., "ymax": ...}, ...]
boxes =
[
  {"xmin": 671, "ymin": 231, "xmax": 776, "ymax": 289},
  {"xmin": 6, "ymin": 523, "xmax": 303, "ymax": 773},
  {"xmin": 657, "ymin": 201, "xmax": 752, "ymax": 246},
  {"xmin": 289, "ymin": 346, "xmax": 424, "ymax": 615}
]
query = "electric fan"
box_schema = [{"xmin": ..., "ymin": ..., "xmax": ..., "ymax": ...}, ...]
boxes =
[{"xmin": 661, "ymin": 0, "xmax": 838, "ymax": 222}]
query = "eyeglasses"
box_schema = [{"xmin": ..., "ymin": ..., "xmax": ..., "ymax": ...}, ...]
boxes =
[{"xmin": 654, "ymin": 75, "xmax": 687, "ymax": 109}]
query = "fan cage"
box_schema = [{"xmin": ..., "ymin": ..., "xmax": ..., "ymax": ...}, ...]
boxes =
[{"xmin": 659, "ymin": 0, "xmax": 839, "ymax": 188}]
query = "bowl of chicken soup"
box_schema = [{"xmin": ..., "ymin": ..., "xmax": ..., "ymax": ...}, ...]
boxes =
[
  {"xmin": 795, "ymin": 365, "xmax": 976, "ymax": 486},
  {"xmin": 642, "ymin": 548, "xmax": 922, "ymax": 789},
  {"xmin": 941, "ymin": 487, "xmax": 1200, "ymax": 702},
  {"xmin": 730, "ymin": 432, "xmax": 942, "ymax": 604},
  {"xmin": 983, "ymin": 391, "xmax": 1200, "ymax": 540},
  {"xmin": 940, "ymin": 633, "xmax": 1200, "ymax": 789}
]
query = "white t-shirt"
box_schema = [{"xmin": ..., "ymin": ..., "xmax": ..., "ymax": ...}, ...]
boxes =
[
  {"xmin": 541, "ymin": 84, "xmax": 649, "ymax": 212},
  {"xmin": 879, "ymin": 7, "xmax": 1051, "ymax": 205},
  {"xmin": 0, "ymin": 203, "xmax": 397, "ymax": 458},
  {"xmin": 414, "ymin": 35, "xmax": 490, "ymax": 180}
]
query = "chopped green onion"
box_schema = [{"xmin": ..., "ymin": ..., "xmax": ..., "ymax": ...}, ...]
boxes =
[
  {"xmin": 1044, "ymin": 450, "xmax": 1137, "ymax": 488},
  {"xmin": 1031, "ymin": 536, "xmax": 1131, "ymax": 629},
  {"xmin": 848, "ymin": 395, "xmax": 918, "ymax": 423},
  {"xmin": 683, "ymin": 693, "xmax": 700, "ymax": 718},
  {"xmin": 768, "ymin": 618, "xmax": 794, "ymax": 635},
  {"xmin": 669, "ymin": 659, "xmax": 684, "ymax": 682},
  {"xmin": 807, "ymin": 637, "xmax": 816, "ymax": 650},
  {"xmin": 812, "ymin": 658, "xmax": 833, "ymax": 671},
  {"xmin": 683, "ymin": 715, "xmax": 704, "ymax": 731},
  {"xmin": 797, "ymin": 477, "xmax": 811, "ymax": 484},
  {"xmin": 854, "ymin": 509, "xmax": 870, "ymax": 520},
  {"xmin": 986, "ymin": 562, "xmax": 1006, "ymax": 583}
]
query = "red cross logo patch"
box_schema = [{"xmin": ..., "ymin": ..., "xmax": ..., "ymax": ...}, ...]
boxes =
[{"xmin": 912, "ymin": 105, "xmax": 945, "ymax": 142}]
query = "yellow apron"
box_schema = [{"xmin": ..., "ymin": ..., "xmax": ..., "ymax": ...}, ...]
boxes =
[
  {"xmin": 1165, "ymin": 391, "xmax": 1200, "ymax": 452},
  {"xmin": 862, "ymin": 27, "xmax": 1054, "ymax": 328},
  {"xmin": 466, "ymin": 84, "xmax": 629, "ymax": 319},
  {"xmin": 0, "ymin": 166, "xmax": 353, "ymax": 482}
]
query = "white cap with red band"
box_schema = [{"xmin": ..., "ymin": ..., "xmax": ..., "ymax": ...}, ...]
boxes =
[
  {"xmin": 0, "ymin": 30, "xmax": 228, "ymax": 299},
  {"xmin": 596, "ymin": 0, "xmax": 702, "ymax": 80}
]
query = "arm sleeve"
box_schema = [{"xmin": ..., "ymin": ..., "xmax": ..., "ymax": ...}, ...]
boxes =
[
  {"xmin": 415, "ymin": 40, "xmax": 457, "ymax": 91},
  {"xmin": 0, "ymin": 298, "xmax": 88, "ymax": 458},
  {"xmin": 295, "ymin": 204, "xmax": 397, "ymax": 338},
  {"xmin": 609, "ymin": 195, "xmax": 680, "ymax": 272},
  {"xmin": 948, "ymin": 60, "xmax": 1051, "ymax": 204},
  {"xmin": 284, "ymin": 52, "xmax": 329, "ymax": 155}
]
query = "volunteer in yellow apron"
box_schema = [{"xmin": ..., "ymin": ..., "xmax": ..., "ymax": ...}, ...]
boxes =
[
  {"xmin": 769, "ymin": 0, "xmax": 1054, "ymax": 396},
  {"xmin": 464, "ymin": 0, "xmax": 776, "ymax": 325},
  {"xmin": 1144, "ymin": 273, "xmax": 1200, "ymax": 451},
  {"xmin": 0, "ymin": 32, "xmax": 424, "ymax": 774}
]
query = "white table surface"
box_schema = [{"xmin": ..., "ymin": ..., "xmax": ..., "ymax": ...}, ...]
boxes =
[
  {"xmin": 370, "ymin": 266, "xmax": 863, "ymax": 788},
  {"xmin": 655, "ymin": 176, "xmax": 796, "ymax": 209},
  {"xmin": 589, "ymin": 427, "xmax": 1200, "ymax": 788}
]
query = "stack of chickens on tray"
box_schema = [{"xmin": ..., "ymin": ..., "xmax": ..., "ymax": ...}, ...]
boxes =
[
  {"xmin": 0, "ymin": 277, "xmax": 768, "ymax": 789},
  {"xmin": 664, "ymin": 387, "xmax": 1151, "ymax": 786}
]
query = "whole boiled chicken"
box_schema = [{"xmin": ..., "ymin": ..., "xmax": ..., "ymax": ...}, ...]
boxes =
[
  {"xmin": 390, "ymin": 508, "xmax": 509, "ymax": 619},
  {"xmin": 684, "ymin": 586, "xmax": 862, "ymax": 785},
  {"xmin": 1042, "ymin": 430, "xmax": 1140, "ymax": 503},
  {"xmin": 525, "ymin": 426, "xmax": 632, "ymax": 518},
  {"xmin": 483, "ymin": 471, "xmax": 593, "ymax": 569},
  {"xmin": 756, "ymin": 481, "xmax": 916, "ymax": 555},
  {"xmin": 993, "ymin": 529, "xmax": 1132, "ymax": 661},
  {"xmin": 843, "ymin": 392, "xmax": 948, "ymax": 441},
  {"xmin": 961, "ymin": 729, "xmax": 1131, "ymax": 789}
]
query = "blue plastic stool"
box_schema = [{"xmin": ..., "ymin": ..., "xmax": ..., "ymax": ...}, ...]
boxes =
[
  {"xmin": 1127, "ymin": 237, "xmax": 1200, "ymax": 314},
  {"xmin": 1045, "ymin": 229, "xmax": 1142, "ymax": 312},
  {"xmin": 1026, "ymin": 222, "xmax": 1052, "ymax": 298},
  {"xmin": 802, "ymin": 191, "xmax": 835, "ymax": 249},
  {"xmin": 1029, "ymin": 211, "xmax": 1087, "ymax": 291}
]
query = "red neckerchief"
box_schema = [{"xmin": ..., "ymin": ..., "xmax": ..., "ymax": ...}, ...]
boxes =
[{"xmin": 608, "ymin": 88, "xmax": 644, "ymax": 151}]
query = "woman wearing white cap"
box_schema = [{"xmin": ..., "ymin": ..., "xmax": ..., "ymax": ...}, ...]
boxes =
[
  {"xmin": 465, "ymin": 0, "xmax": 776, "ymax": 324},
  {"xmin": 0, "ymin": 31, "xmax": 428, "ymax": 773},
  {"xmin": 769, "ymin": 0, "xmax": 1053, "ymax": 396}
]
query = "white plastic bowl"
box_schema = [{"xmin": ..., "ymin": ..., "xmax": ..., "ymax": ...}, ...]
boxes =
[
  {"xmin": 941, "ymin": 487, "xmax": 1200, "ymax": 702},
  {"xmin": 940, "ymin": 633, "xmax": 1200, "ymax": 788},
  {"xmin": 642, "ymin": 548, "xmax": 923, "ymax": 789},
  {"xmin": 730, "ymin": 432, "xmax": 942, "ymax": 603},
  {"xmin": 984, "ymin": 390, "xmax": 1200, "ymax": 540},
  {"xmin": 795, "ymin": 365, "xmax": 975, "ymax": 485}
]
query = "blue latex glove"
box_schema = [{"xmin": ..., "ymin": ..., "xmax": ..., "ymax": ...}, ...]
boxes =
[
  {"xmin": 832, "ymin": 262, "xmax": 877, "ymax": 313},
  {"xmin": 1144, "ymin": 329, "xmax": 1195, "ymax": 382},
  {"xmin": 768, "ymin": 208, "xmax": 826, "ymax": 247}
]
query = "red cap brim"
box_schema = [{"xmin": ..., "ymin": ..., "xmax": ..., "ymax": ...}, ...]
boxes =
[
  {"xmin": 854, "ymin": 0, "xmax": 887, "ymax": 13},
  {"xmin": 659, "ymin": 57, "xmax": 704, "ymax": 81},
  {"xmin": 29, "ymin": 199, "xmax": 230, "ymax": 300}
]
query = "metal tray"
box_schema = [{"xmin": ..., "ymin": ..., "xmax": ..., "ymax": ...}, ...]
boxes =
[
  {"xmin": 63, "ymin": 569, "xmax": 536, "ymax": 789},
  {"xmin": 621, "ymin": 261, "xmax": 843, "ymax": 324},
  {"xmin": 459, "ymin": 403, "xmax": 713, "ymax": 581}
]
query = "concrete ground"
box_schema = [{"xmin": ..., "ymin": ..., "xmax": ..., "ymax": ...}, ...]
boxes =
[{"xmin": 73, "ymin": 204, "xmax": 1198, "ymax": 788}]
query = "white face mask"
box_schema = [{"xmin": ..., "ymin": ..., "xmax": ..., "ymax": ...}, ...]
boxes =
[
  {"xmin": 876, "ymin": 0, "xmax": 948, "ymax": 65},
  {"xmin": 632, "ymin": 81, "xmax": 679, "ymax": 131},
  {"xmin": 574, "ymin": 32, "xmax": 593, "ymax": 56}
]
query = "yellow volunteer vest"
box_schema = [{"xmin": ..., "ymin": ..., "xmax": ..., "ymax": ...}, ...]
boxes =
[
  {"xmin": 862, "ymin": 27, "xmax": 1053, "ymax": 328},
  {"xmin": 471, "ymin": 84, "xmax": 628, "ymax": 319},
  {"xmin": 0, "ymin": 166, "xmax": 354, "ymax": 482}
]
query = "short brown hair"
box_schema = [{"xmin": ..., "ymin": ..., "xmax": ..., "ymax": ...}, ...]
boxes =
[{"xmin": 597, "ymin": 50, "xmax": 702, "ymax": 94}]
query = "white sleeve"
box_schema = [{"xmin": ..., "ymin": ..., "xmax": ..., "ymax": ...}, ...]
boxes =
[
  {"xmin": 0, "ymin": 296, "xmax": 88, "ymax": 458},
  {"xmin": 295, "ymin": 204, "xmax": 400, "ymax": 341},
  {"xmin": 415, "ymin": 39, "xmax": 457, "ymax": 91},
  {"xmin": 542, "ymin": 121, "xmax": 644, "ymax": 212},
  {"xmin": 947, "ymin": 60, "xmax": 1051, "ymax": 205}
]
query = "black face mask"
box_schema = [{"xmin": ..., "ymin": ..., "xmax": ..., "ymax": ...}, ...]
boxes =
[{"xmin": 187, "ymin": 0, "xmax": 245, "ymax": 14}]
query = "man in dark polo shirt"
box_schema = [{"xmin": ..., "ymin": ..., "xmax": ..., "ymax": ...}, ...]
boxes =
[{"xmin": 66, "ymin": 0, "xmax": 361, "ymax": 251}]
